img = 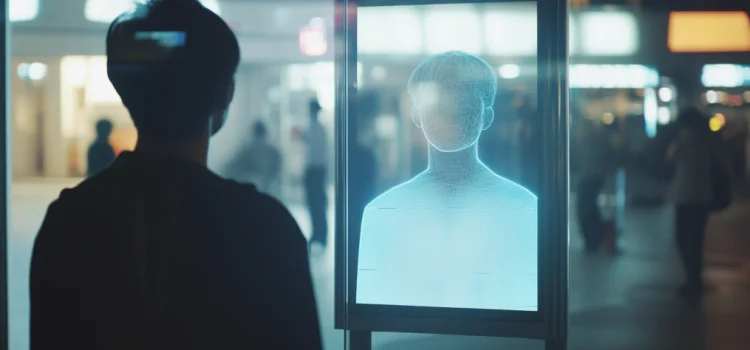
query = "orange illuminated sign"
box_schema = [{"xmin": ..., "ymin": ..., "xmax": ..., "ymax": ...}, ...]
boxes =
[{"xmin": 668, "ymin": 12, "xmax": 750, "ymax": 53}]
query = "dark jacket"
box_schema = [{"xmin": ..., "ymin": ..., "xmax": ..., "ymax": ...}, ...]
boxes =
[{"xmin": 30, "ymin": 151, "xmax": 322, "ymax": 350}]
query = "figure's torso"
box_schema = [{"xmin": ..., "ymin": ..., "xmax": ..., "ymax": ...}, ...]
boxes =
[{"xmin": 357, "ymin": 170, "xmax": 538, "ymax": 310}]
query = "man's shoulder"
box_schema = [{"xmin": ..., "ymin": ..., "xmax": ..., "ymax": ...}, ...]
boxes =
[
  {"xmin": 63, "ymin": 163, "xmax": 265, "ymax": 208},
  {"xmin": 57, "ymin": 170, "xmax": 301, "ymax": 240},
  {"xmin": 198, "ymin": 177, "xmax": 301, "ymax": 235}
]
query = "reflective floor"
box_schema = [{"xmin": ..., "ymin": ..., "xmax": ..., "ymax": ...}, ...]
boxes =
[{"xmin": 10, "ymin": 179, "xmax": 750, "ymax": 350}]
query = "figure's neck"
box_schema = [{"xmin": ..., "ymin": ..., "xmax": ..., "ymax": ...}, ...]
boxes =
[
  {"xmin": 134, "ymin": 134, "xmax": 210, "ymax": 167},
  {"xmin": 426, "ymin": 145, "xmax": 482, "ymax": 182}
]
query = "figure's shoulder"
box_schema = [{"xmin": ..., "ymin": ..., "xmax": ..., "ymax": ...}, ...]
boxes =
[
  {"xmin": 482, "ymin": 173, "xmax": 537, "ymax": 209},
  {"xmin": 365, "ymin": 183, "xmax": 412, "ymax": 210},
  {"xmin": 365, "ymin": 174, "xmax": 430, "ymax": 210}
]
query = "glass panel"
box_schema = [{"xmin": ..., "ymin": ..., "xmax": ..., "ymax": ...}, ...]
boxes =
[
  {"xmin": 354, "ymin": 1, "xmax": 541, "ymax": 315},
  {"xmin": 10, "ymin": 1, "xmax": 345, "ymax": 350},
  {"xmin": 358, "ymin": 7, "xmax": 422, "ymax": 55},
  {"xmin": 423, "ymin": 5, "xmax": 482, "ymax": 54},
  {"xmin": 483, "ymin": 5, "xmax": 537, "ymax": 56}
]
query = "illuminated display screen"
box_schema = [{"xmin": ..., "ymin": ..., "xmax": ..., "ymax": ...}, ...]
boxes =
[
  {"xmin": 354, "ymin": 3, "xmax": 540, "ymax": 312},
  {"xmin": 668, "ymin": 12, "xmax": 750, "ymax": 53},
  {"xmin": 702, "ymin": 64, "xmax": 750, "ymax": 87},
  {"xmin": 569, "ymin": 65, "xmax": 659, "ymax": 89},
  {"xmin": 579, "ymin": 12, "xmax": 638, "ymax": 56}
]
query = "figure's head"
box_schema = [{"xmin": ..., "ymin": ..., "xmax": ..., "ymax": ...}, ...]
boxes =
[
  {"xmin": 95, "ymin": 119, "xmax": 114, "ymax": 139},
  {"xmin": 407, "ymin": 51, "xmax": 497, "ymax": 152},
  {"xmin": 252, "ymin": 120, "xmax": 268, "ymax": 141},
  {"xmin": 309, "ymin": 98, "xmax": 322, "ymax": 121},
  {"xmin": 106, "ymin": 0, "xmax": 240, "ymax": 142},
  {"xmin": 676, "ymin": 107, "xmax": 708, "ymax": 138}
]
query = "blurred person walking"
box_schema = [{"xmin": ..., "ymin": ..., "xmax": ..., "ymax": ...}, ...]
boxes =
[
  {"xmin": 575, "ymin": 119, "xmax": 615, "ymax": 253},
  {"xmin": 667, "ymin": 108, "xmax": 731, "ymax": 297},
  {"xmin": 87, "ymin": 119, "xmax": 116, "ymax": 177},
  {"xmin": 30, "ymin": 1, "xmax": 321, "ymax": 349},
  {"xmin": 295, "ymin": 98, "xmax": 329, "ymax": 249},
  {"xmin": 247, "ymin": 121, "xmax": 282, "ymax": 195},
  {"xmin": 226, "ymin": 120, "xmax": 281, "ymax": 196}
]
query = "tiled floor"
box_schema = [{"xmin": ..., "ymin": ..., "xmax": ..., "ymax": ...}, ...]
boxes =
[{"xmin": 9, "ymin": 180, "xmax": 750, "ymax": 350}]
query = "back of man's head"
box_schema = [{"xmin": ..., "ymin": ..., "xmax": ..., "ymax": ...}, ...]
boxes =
[
  {"xmin": 676, "ymin": 107, "xmax": 708, "ymax": 132},
  {"xmin": 252, "ymin": 120, "xmax": 268, "ymax": 140},
  {"xmin": 309, "ymin": 98, "xmax": 322, "ymax": 119},
  {"xmin": 107, "ymin": 0, "xmax": 240, "ymax": 141},
  {"xmin": 96, "ymin": 119, "xmax": 114, "ymax": 138}
]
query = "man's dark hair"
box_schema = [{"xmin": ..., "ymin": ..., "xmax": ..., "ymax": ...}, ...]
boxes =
[
  {"xmin": 252, "ymin": 120, "xmax": 268, "ymax": 139},
  {"xmin": 95, "ymin": 119, "xmax": 114, "ymax": 138},
  {"xmin": 107, "ymin": 0, "xmax": 240, "ymax": 140},
  {"xmin": 676, "ymin": 107, "xmax": 709, "ymax": 132},
  {"xmin": 309, "ymin": 98, "xmax": 322, "ymax": 117}
]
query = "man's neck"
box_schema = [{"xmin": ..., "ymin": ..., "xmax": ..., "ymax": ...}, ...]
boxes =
[
  {"xmin": 134, "ymin": 135, "xmax": 210, "ymax": 167},
  {"xmin": 426, "ymin": 145, "xmax": 483, "ymax": 183}
]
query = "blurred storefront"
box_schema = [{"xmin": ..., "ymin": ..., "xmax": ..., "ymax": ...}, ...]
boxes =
[
  {"xmin": 10, "ymin": 0, "xmax": 339, "ymax": 186},
  {"xmin": 11, "ymin": 0, "xmax": 749, "ymax": 203},
  {"xmin": 700, "ymin": 64, "xmax": 750, "ymax": 178},
  {"xmin": 665, "ymin": 11, "xmax": 750, "ymax": 181}
]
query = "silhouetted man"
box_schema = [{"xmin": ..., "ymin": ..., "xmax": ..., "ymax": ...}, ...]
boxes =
[
  {"xmin": 575, "ymin": 119, "xmax": 614, "ymax": 253},
  {"xmin": 298, "ymin": 99, "xmax": 328, "ymax": 249},
  {"xmin": 30, "ymin": 1, "xmax": 321, "ymax": 349},
  {"xmin": 87, "ymin": 119, "xmax": 116, "ymax": 177},
  {"xmin": 667, "ymin": 108, "xmax": 726, "ymax": 296},
  {"xmin": 237, "ymin": 120, "xmax": 282, "ymax": 195}
]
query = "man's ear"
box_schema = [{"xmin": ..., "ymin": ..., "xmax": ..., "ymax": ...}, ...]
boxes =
[
  {"xmin": 209, "ymin": 79, "xmax": 236, "ymax": 135},
  {"xmin": 411, "ymin": 106, "xmax": 422, "ymax": 129},
  {"xmin": 482, "ymin": 107, "xmax": 495, "ymax": 130},
  {"xmin": 218, "ymin": 79, "xmax": 236, "ymax": 111}
]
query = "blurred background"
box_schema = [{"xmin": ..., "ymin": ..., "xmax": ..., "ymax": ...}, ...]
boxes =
[{"xmin": 7, "ymin": 0, "xmax": 750, "ymax": 350}]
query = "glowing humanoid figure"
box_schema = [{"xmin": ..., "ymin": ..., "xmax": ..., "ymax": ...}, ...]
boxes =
[{"xmin": 357, "ymin": 51, "xmax": 538, "ymax": 311}]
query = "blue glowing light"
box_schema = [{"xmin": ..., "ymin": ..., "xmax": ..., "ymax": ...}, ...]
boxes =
[{"xmin": 356, "ymin": 51, "xmax": 539, "ymax": 311}]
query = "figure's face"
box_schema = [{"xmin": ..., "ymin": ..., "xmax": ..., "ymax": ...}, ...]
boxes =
[{"xmin": 412, "ymin": 82, "xmax": 492, "ymax": 153}]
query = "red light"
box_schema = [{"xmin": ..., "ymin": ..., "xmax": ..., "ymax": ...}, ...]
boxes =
[{"xmin": 299, "ymin": 22, "xmax": 328, "ymax": 57}]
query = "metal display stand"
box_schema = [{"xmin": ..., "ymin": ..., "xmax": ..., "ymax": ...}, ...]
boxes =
[
  {"xmin": 349, "ymin": 331, "xmax": 566, "ymax": 350},
  {"xmin": 1, "ymin": 2, "xmax": 9, "ymax": 350},
  {"xmin": 335, "ymin": 0, "xmax": 569, "ymax": 349},
  {"xmin": 349, "ymin": 330, "xmax": 372, "ymax": 350}
]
